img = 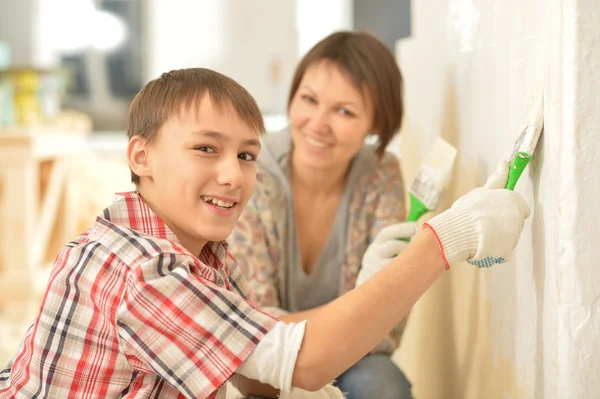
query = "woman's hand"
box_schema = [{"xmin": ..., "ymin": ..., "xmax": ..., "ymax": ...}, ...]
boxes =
[{"xmin": 356, "ymin": 222, "xmax": 417, "ymax": 287}]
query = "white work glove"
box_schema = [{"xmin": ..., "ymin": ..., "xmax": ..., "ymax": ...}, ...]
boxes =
[
  {"xmin": 356, "ymin": 222, "xmax": 417, "ymax": 287},
  {"xmin": 279, "ymin": 384, "xmax": 346, "ymax": 399},
  {"xmin": 424, "ymin": 161, "xmax": 530, "ymax": 268}
]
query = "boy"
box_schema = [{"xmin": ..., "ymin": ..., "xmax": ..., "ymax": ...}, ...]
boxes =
[
  {"xmin": 0, "ymin": 68, "xmax": 285, "ymax": 398},
  {"xmin": 0, "ymin": 68, "xmax": 531, "ymax": 399}
]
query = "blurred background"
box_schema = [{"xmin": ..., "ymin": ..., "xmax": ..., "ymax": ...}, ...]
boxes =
[
  {"xmin": 1, "ymin": 1, "xmax": 599, "ymax": 398},
  {"xmin": 0, "ymin": 0, "xmax": 411, "ymax": 133}
]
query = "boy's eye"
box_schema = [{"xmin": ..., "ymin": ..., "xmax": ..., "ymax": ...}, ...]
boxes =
[
  {"xmin": 195, "ymin": 146, "xmax": 216, "ymax": 153},
  {"xmin": 239, "ymin": 153, "xmax": 256, "ymax": 162}
]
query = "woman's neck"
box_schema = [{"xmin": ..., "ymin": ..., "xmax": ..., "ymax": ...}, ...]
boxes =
[{"xmin": 290, "ymin": 153, "xmax": 350, "ymax": 198}]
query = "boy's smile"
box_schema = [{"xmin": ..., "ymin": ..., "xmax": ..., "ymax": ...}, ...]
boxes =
[
  {"xmin": 128, "ymin": 94, "xmax": 261, "ymax": 257},
  {"xmin": 201, "ymin": 194, "xmax": 238, "ymax": 216}
]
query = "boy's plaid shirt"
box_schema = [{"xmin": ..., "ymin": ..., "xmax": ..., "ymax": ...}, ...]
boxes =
[{"xmin": 0, "ymin": 192, "xmax": 277, "ymax": 399}]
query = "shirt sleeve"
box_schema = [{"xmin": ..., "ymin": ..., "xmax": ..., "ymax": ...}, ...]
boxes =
[
  {"xmin": 236, "ymin": 320, "xmax": 306, "ymax": 393},
  {"xmin": 369, "ymin": 151, "xmax": 407, "ymax": 243},
  {"xmin": 116, "ymin": 253, "xmax": 278, "ymax": 399},
  {"xmin": 229, "ymin": 173, "xmax": 289, "ymax": 318}
]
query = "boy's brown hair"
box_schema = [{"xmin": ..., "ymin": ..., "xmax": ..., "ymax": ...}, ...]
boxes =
[
  {"xmin": 288, "ymin": 31, "xmax": 403, "ymax": 159},
  {"xmin": 127, "ymin": 68, "xmax": 265, "ymax": 185}
]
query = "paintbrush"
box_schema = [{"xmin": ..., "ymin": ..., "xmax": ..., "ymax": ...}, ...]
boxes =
[
  {"xmin": 505, "ymin": 87, "xmax": 545, "ymax": 190},
  {"xmin": 405, "ymin": 137, "xmax": 458, "ymax": 222},
  {"xmin": 470, "ymin": 87, "xmax": 544, "ymax": 267}
]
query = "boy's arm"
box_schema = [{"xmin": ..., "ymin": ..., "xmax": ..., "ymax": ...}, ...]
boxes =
[
  {"xmin": 291, "ymin": 163, "xmax": 531, "ymax": 390},
  {"xmin": 364, "ymin": 152, "xmax": 410, "ymax": 353},
  {"xmin": 232, "ymin": 232, "xmax": 442, "ymax": 393},
  {"xmin": 277, "ymin": 307, "xmax": 324, "ymax": 323},
  {"xmin": 236, "ymin": 166, "xmax": 528, "ymax": 393},
  {"xmin": 290, "ymin": 229, "xmax": 445, "ymax": 390},
  {"xmin": 234, "ymin": 154, "xmax": 407, "ymax": 342}
]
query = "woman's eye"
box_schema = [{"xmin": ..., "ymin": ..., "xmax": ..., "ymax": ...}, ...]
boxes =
[
  {"xmin": 239, "ymin": 153, "xmax": 256, "ymax": 161},
  {"xmin": 301, "ymin": 94, "xmax": 316, "ymax": 103},
  {"xmin": 338, "ymin": 108, "xmax": 355, "ymax": 117},
  {"xmin": 195, "ymin": 146, "xmax": 215, "ymax": 153}
]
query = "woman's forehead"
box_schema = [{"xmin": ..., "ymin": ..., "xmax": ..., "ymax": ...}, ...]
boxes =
[{"xmin": 302, "ymin": 60, "xmax": 373, "ymax": 109}]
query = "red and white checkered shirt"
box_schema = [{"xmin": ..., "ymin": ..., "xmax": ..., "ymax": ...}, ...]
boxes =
[{"xmin": 0, "ymin": 192, "xmax": 277, "ymax": 399}]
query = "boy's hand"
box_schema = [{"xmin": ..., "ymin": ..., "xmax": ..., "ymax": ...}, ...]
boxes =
[
  {"xmin": 356, "ymin": 222, "xmax": 417, "ymax": 287},
  {"xmin": 424, "ymin": 162, "xmax": 531, "ymax": 268}
]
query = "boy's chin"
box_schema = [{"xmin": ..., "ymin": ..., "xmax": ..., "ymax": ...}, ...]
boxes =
[{"xmin": 201, "ymin": 228, "xmax": 233, "ymax": 243}]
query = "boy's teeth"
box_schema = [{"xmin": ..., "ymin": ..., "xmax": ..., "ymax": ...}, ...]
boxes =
[
  {"xmin": 203, "ymin": 196, "xmax": 234, "ymax": 208},
  {"xmin": 216, "ymin": 199, "xmax": 234, "ymax": 207}
]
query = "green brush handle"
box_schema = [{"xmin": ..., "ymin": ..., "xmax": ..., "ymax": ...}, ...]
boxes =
[
  {"xmin": 471, "ymin": 152, "xmax": 534, "ymax": 268},
  {"xmin": 399, "ymin": 193, "xmax": 430, "ymax": 241},
  {"xmin": 406, "ymin": 192, "xmax": 429, "ymax": 222},
  {"xmin": 400, "ymin": 153, "xmax": 531, "ymax": 244},
  {"xmin": 505, "ymin": 152, "xmax": 533, "ymax": 190}
]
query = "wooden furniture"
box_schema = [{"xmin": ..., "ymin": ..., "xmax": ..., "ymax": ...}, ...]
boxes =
[
  {"xmin": 0, "ymin": 126, "xmax": 89, "ymax": 364},
  {"xmin": 0, "ymin": 127, "xmax": 88, "ymax": 300}
]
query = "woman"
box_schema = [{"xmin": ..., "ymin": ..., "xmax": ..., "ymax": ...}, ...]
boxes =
[{"xmin": 231, "ymin": 31, "xmax": 413, "ymax": 398}]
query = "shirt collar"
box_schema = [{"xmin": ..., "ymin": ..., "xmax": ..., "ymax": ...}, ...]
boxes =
[{"xmin": 101, "ymin": 192, "xmax": 229, "ymax": 264}]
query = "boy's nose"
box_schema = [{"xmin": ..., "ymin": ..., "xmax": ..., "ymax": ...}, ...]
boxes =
[{"xmin": 217, "ymin": 156, "xmax": 244, "ymax": 189}]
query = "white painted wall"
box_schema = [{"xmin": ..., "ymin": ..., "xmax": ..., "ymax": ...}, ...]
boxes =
[
  {"xmin": 145, "ymin": 0, "xmax": 299, "ymax": 114},
  {"xmin": 394, "ymin": 1, "xmax": 600, "ymax": 398},
  {"xmin": 145, "ymin": 0, "xmax": 353, "ymax": 114},
  {"xmin": 0, "ymin": 0, "xmax": 57, "ymax": 67},
  {"xmin": 1, "ymin": 0, "xmax": 353, "ymax": 119},
  {"xmin": 295, "ymin": 0, "xmax": 353, "ymax": 58}
]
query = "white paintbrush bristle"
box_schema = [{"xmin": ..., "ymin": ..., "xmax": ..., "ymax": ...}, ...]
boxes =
[
  {"xmin": 409, "ymin": 137, "xmax": 458, "ymax": 210},
  {"xmin": 509, "ymin": 85, "xmax": 544, "ymax": 161}
]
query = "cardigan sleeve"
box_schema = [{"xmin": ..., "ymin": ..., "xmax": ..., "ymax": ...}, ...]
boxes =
[
  {"xmin": 366, "ymin": 151, "xmax": 410, "ymax": 354},
  {"xmin": 229, "ymin": 169, "xmax": 289, "ymax": 318}
]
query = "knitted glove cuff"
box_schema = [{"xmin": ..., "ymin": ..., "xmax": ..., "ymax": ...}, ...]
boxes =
[{"xmin": 424, "ymin": 205, "xmax": 479, "ymax": 267}]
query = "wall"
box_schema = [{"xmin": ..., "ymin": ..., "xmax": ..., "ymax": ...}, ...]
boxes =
[
  {"xmin": 1, "ymin": 0, "xmax": 352, "ymax": 118},
  {"xmin": 353, "ymin": 0, "xmax": 411, "ymax": 50},
  {"xmin": 0, "ymin": 0, "xmax": 57, "ymax": 68},
  {"xmin": 145, "ymin": 0, "xmax": 299, "ymax": 114},
  {"xmin": 295, "ymin": 0, "xmax": 352, "ymax": 58},
  {"xmin": 393, "ymin": 1, "xmax": 600, "ymax": 398},
  {"xmin": 146, "ymin": 0, "xmax": 354, "ymax": 114}
]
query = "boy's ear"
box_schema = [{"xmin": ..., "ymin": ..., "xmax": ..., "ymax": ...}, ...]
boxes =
[{"xmin": 127, "ymin": 135, "xmax": 152, "ymax": 179}]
